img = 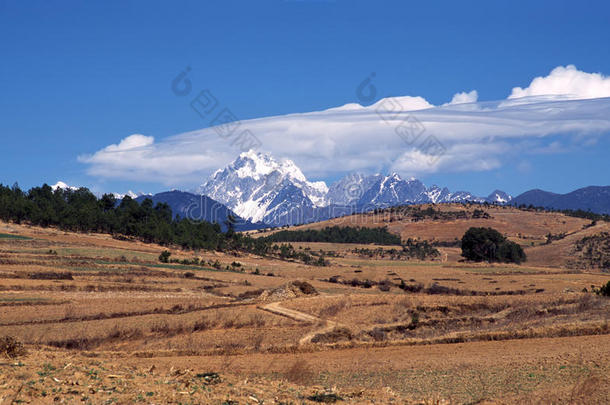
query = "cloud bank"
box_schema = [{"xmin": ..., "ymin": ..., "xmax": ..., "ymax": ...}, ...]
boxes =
[{"xmin": 79, "ymin": 65, "xmax": 610, "ymax": 186}]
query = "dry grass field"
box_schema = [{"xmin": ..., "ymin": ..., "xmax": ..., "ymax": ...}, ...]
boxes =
[{"xmin": 1, "ymin": 205, "xmax": 609, "ymax": 403}]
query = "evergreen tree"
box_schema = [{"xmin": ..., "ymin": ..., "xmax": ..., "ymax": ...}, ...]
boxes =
[{"xmin": 461, "ymin": 227, "xmax": 526, "ymax": 264}]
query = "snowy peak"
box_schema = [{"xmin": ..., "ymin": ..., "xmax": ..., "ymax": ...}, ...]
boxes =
[
  {"xmin": 486, "ymin": 190, "xmax": 513, "ymax": 203},
  {"xmin": 199, "ymin": 152, "xmax": 328, "ymax": 223},
  {"xmin": 50, "ymin": 181, "xmax": 78, "ymax": 191},
  {"xmin": 425, "ymin": 185, "xmax": 452, "ymax": 203},
  {"xmin": 358, "ymin": 174, "xmax": 428, "ymax": 206},
  {"xmin": 230, "ymin": 150, "xmax": 307, "ymax": 183},
  {"xmin": 113, "ymin": 190, "xmax": 143, "ymax": 199}
]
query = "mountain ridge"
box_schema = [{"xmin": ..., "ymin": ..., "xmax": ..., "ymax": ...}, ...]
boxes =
[
  {"xmin": 134, "ymin": 190, "xmax": 259, "ymax": 231},
  {"xmin": 512, "ymin": 186, "xmax": 610, "ymax": 214},
  {"xmin": 198, "ymin": 152, "xmax": 512, "ymax": 226}
]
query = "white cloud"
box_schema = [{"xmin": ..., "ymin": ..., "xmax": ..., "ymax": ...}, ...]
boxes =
[
  {"xmin": 327, "ymin": 95, "xmax": 434, "ymax": 112},
  {"xmin": 80, "ymin": 66, "xmax": 610, "ymax": 187},
  {"xmin": 391, "ymin": 142, "xmax": 504, "ymax": 175},
  {"xmin": 508, "ymin": 65, "xmax": 610, "ymax": 100},
  {"xmin": 108, "ymin": 134, "xmax": 154, "ymax": 150},
  {"xmin": 447, "ymin": 90, "xmax": 478, "ymax": 105},
  {"xmin": 79, "ymin": 134, "xmax": 235, "ymax": 185}
]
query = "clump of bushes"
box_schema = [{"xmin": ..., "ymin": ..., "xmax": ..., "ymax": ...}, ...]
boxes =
[
  {"xmin": 399, "ymin": 280, "xmax": 424, "ymax": 293},
  {"xmin": 28, "ymin": 271, "xmax": 73, "ymax": 280},
  {"xmin": 292, "ymin": 280, "xmax": 317, "ymax": 295},
  {"xmin": 311, "ymin": 327, "xmax": 353, "ymax": 344},
  {"xmin": 271, "ymin": 243, "xmax": 329, "ymax": 266},
  {"xmin": 158, "ymin": 250, "xmax": 171, "ymax": 263},
  {"xmin": 378, "ymin": 279, "xmax": 392, "ymax": 292},
  {"xmin": 461, "ymin": 227, "xmax": 526, "ymax": 264},
  {"xmin": 352, "ymin": 239, "xmax": 440, "ymax": 261},
  {"xmin": 1, "ymin": 336, "xmax": 27, "ymax": 358},
  {"xmin": 308, "ymin": 392, "xmax": 343, "ymax": 403},
  {"xmin": 573, "ymin": 232, "xmax": 610, "ymax": 269},
  {"xmin": 592, "ymin": 281, "xmax": 610, "ymax": 297}
]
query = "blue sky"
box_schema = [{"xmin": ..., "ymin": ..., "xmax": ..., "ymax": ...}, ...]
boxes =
[{"xmin": 1, "ymin": 0, "xmax": 610, "ymax": 197}]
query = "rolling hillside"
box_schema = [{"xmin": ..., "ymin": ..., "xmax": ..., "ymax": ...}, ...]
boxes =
[{"xmin": 252, "ymin": 203, "xmax": 610, "ymax": 268}]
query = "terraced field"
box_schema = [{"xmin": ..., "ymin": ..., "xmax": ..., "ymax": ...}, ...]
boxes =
[{"xmin": 0, "ymin": 207, "xmax": 609, "ymax": 403}]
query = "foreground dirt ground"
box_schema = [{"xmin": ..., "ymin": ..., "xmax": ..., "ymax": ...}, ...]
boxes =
[
  {"xmin": 1, "ymin": 208, "xmax": 609, "ymax": 403},
  {"xmin": 1, "ymin": 335, "xmax": 608, "ymax": 404}
]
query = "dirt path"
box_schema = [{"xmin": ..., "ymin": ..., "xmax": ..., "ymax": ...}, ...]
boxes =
[{"xmin": 258, "ymin": 301, "xmax": 345, "ymax": 345}]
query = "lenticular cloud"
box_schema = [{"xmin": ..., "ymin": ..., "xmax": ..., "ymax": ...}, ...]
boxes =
[{"xmin": 79, "ymin": 65, "xmax": 610, "ymax": 186}]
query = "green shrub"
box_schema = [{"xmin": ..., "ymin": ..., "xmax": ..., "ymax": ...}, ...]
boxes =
[
  {"xmin": 461, "ymin": 227, "xmax": 526, "ymax": 264},
  {"xmin": 158, "ymin": 250, "xmax": 171, "ymax": 263}
]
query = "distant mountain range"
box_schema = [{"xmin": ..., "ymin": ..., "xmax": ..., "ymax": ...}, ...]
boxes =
[
  {"xmin": 511, "ymin": 186, "xmax": 610, "ymax": 214},
  {"xmin": 55, "ymin": 152, "xmax": 609, "ymax": 227},
  {"xmin": 195, "ymin": 151, "xmax": 513, "ymax": 226}
]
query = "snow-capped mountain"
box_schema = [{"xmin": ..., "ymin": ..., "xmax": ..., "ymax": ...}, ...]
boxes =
[
  {"xmin": 198, "ymin": 150, "xmax": 328, "ymax": 224},
  {"xmin": 355, "ymin": 174, "xmax": 428, "ymax": 207},
  {"xmin": 327, "ymin": 173, "xmax": 487, "ymax": 207},
  {"xmin": 50, "ymin": 181, "xmax": 78, "ymax": 191},
  {"xmin": 424, "ymin": 185, "xmax": 453, "ymax": 204},
  {"xmin": 487, "ymin": 190, "xmax": 513, "ymax": 204},
  {"xmin": 112, "ymin": 190, "xmax": 141, "ymax": 199},
  {"xmin": 198, "ymin": 152, "xmax": 512, "ymax": 226},
  {"xmin": 326, "ymin": 173, "xmax": 381, "ymax": 205}
]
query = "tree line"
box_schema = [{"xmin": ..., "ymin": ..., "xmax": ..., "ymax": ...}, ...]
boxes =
[
  {"xmin": 264, "ymin": 225, "xmax": 402, "ymax": 245},
  {"xmin": 513, "ymin": 204, "xmax": 610, "ymax": 222}
]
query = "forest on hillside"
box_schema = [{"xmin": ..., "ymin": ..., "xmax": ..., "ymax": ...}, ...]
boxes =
[{"xmin": 0, "ymin": 183, "xmax": 269, "ymax": 254}]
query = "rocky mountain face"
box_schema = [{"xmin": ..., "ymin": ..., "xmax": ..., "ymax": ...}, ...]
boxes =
[
  {"xmin": 198, "ymin": 150, "xmax": 328, "ymax": 225},
  {"xmin": 198, "ymin": 152, "xmax": 511, "ymax": 226}
]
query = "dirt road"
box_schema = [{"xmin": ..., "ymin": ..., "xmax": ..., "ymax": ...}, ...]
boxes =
[{"xmin": 258, "ymin": 301, "xmax": 345, "ymax": 344}]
